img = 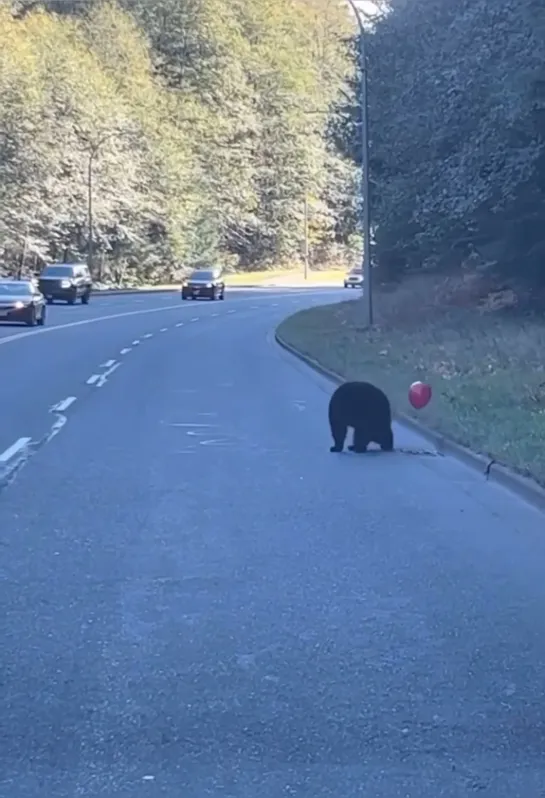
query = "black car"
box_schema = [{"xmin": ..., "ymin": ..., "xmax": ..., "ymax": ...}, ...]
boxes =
[
  {"xmin": 181, "ymin": 268, "xmax": 225, "ymax": 300},
  {"xmin": 0, "ymin": 279, "xmax": 46, "ymax": 326},
  {"xmin": 38, "ymin": 263, "xmax": 92, "ymax": 304}
]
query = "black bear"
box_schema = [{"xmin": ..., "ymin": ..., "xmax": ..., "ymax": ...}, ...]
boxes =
[{"xmin": 328, "ymin": 380, "xmax": 394, "ymax": 453}]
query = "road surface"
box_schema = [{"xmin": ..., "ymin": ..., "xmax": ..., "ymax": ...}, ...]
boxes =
[{"xmin": 0, "ymin": 287, "xmax": 544, "ymax": 797}]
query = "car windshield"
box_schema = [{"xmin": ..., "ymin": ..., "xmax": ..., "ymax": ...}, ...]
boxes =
[
  {"xmin": 0, "ymin": 281, "xmax": 33, "ymax": 296},
  {"xmin": 190, "ymin": 270, "xmax": 215, "ymax": 280},
  {"xmin": 349, "ymin": 270, "xmax": 362, "ymax": 276},
  {"xmin": 42, "ymin": 265, "xmax": 75, "ymax": 277}
]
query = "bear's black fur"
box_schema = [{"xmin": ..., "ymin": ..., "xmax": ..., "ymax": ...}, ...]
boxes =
[{"xmin": 328, "ymin": 380, "xmax": 394, "ymax": 453}]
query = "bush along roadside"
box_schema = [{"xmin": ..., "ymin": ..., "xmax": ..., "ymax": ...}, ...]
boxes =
[{"xmin": 276, "ymin": 282, "xmax": 545, "ymax": 509}]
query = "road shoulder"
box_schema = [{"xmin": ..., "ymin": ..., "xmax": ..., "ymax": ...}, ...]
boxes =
[{"xmin": 275, "ymin": 315, "xmax": 545, "ymax": 515}]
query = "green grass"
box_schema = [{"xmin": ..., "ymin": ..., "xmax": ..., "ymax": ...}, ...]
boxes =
[
  {"xmin": 277, "ymin": 280, "xmax": 545, "ymax": 486},
  {"xmin": 96, "ymin": 268, "xmax": 346, "ymax": 289},
  {"xmin": 225, "ymin": 268, "xmax": 345, "ymax": 286},
  {"xmin": 96, "ymin": 283, "xmax": 178, "ymax": 291}
]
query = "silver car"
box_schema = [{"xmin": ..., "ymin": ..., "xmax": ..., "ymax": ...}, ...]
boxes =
[
  {"xmin": 344, "ymin": 269, "xmax": 363, "ymax": 289},
  {"xmin": 0, "ymin": 279, "xmax": 47, "ymax": 326}
]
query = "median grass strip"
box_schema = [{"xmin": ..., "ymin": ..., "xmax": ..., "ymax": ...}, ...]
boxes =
[
  {"xmin": 95, "ymin": 283, "xmax": 179, "ymax": 293},
  {"xmin": 277, "ymin": 275, "xmax": 545, "ymax": 486},
  {"xmin": 225, "ymin": 268, "xmax": 345, "ymax": 286},
  {"xmin": 95, "ymin": 268, "xmax": 346, "ymax": 291}
]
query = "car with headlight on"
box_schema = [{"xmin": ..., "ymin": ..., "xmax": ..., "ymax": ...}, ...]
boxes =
[
  {"xmin": 0, "ymin": 279, "xmax": 46, "ymax": 326},
  {"xmin": 38, "ymin": 263, "xmax": 92, "ymax": 304},
  {"xmin": 344, "ymin": 268, "xmax": 363, "ymax": 289},
  {"xmin": 181, "ymin": 268, "xmax": 225, "ymax": 300}
]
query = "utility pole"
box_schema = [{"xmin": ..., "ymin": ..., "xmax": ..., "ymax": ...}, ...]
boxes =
[
  {"xmin": 345, "ymin": 0, "xmax": 373, "ymax": 327},
  {"xmin": 303, "ymin": 194, "xmax": 309, "ymax": 281},
  {"xmin": 87, "ymin": 148, "xmax": 95, "ymax": 277},
  {"xmin": 17, "ymin": 224, "xmax": 28, "ymax": 279},
  {"xmin": 75, "ymin": 127, "xmax": 125, "ymax": 280}
]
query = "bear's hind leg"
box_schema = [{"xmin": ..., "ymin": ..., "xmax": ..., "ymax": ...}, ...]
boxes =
[
  {"xmin": 329, "ymin": 420, "xmax": 347, "ymax": 452},
  {"xmin": 348, "ymin": 426, "xmax": 370, "ymax": 453},
  {"xmin": 379, "ymin": 427, "xmax": 394, "ymax": 452}
]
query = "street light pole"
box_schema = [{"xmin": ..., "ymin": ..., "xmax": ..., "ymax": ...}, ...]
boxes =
[
  {"xmin": 87, "ymin": 147, "xmax": 96, "ymax": 278},
  {"xmin": 75, "ymin": 127, "xmax": 125, "ymax": 280},
  {"xmin": 303, "ymin": 193, "xmax": 309, "ymax": 281},
  {"xmin": 345, "ymin": 0, "xmax": 373, "ymax": 327}
]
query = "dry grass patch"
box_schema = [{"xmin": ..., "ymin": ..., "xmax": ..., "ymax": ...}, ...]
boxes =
[
  {"xmin": 225, "ymin": 270, "xmax": 287, "ymax": 285},
  {"xmin": 225, "ymin": 268, "xmax": 345, "ymax": 286},
  {"xmin": 277, "ymin": 274, "xmax": 545, "ymax": 485}
]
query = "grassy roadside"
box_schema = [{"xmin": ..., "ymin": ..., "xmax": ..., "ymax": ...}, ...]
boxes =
[
  {"xmin": 277, "ymin": 275, "xmax": 545, "ymax": 486},
  {"xmin": 95, "ymin": 283, "xmax": 178, "ymax": 292},
  {"xmin": 224, "ymin": 268, "xmax": 345, "ymax": 286},
  {"xmin": 95, "ymin": 268, "xmax": 346, "ymax": 291}
]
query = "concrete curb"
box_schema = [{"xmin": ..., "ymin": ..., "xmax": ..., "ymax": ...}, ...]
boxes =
[
  {"xmin": 225, "ymin": 283, "xmax": 341, "ymax": 290},
  {"xmin": 275, "ymin": 331, "xmax": 545, "ymax": 514},
  {"xmin": 97, "ymin": 285, "xmax": 298, "ymax": 294},
  {"xmin": 96, "ymin": 283, "xmax": 341, "ymax": 294},
  {"xmin": 95, "ymin": 287, "xmax": 178, "ymax": 296}
]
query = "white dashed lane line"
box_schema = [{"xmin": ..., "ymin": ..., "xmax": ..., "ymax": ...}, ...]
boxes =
[
  {"xmin": 85, "ymin": 311, "xmax": 193, "ymax": 389},
  {"xmin": 87, "ymin": 359, "xmax": 121, "ymax": 388},
  {"xmin": 0, "ymin": 302, "xmax": 189, "ymax": 347},
  {"xmin": 96, "ymin": 362, "xmax": 121, "ymax": 387},
  {"xmin": 0, "ymin": 437, "xmax": 31, "ymax": 464},
  {"xmin": 82, "ymin": 298, "xmax": 288, "ymax": 396},
  {"xmin": 2, "ymin": 302, "xmax": 292, "ymax": 487},
  {"xmin": 0, "ymin": 289, "xmax": 339, "ymax": 348},
  {"xmin": 52, "ymin": 396, "xmax": 77, "ymax": 413}
]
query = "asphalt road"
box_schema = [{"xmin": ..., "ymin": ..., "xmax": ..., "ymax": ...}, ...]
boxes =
[
  {"xmin": 1, "ymin": 287, "xmax": 545, "ymax": 797},
  {"xmin": 0, "ymin": 289, "xmax": 309, "ymax": 465}
]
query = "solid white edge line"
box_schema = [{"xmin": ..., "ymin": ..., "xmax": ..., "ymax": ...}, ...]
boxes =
[
  {"xmin": 53, "ymin": 396, "xmax": 77, "ymax": 413},
  {"xmin": 0, "ymin": 437, "xmax": 31, "ymax": 463},
  {"xmin": 86, "ymin": 374, "xmax": 99, "ymax": 385},
  {"xmin": 0, "ymin": 289, "xmax": 342, "ymax": 348}
]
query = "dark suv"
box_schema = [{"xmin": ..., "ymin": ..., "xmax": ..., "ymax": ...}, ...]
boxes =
[
  {"xmin": 181, "ymin": 268, "xmax": 225, "ymax": 300},
  {"xmin": 38, "ymin": 263, "xmax": 92, "ymax": 304}
]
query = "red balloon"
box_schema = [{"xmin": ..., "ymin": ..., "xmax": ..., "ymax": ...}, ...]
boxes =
[{"xmin": 409, "ymin": 381, "xmax": 432, "ymax": 409}]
